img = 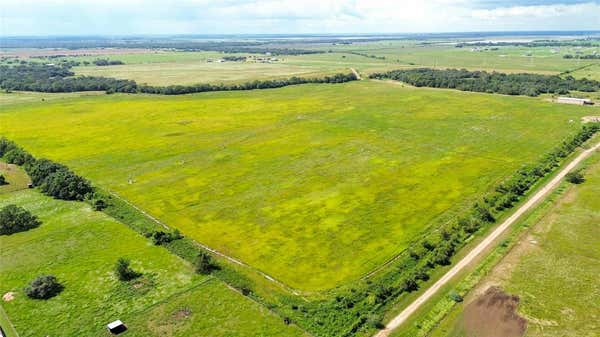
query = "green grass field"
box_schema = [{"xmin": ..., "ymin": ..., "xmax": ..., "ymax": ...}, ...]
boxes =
[
  {"xmin": 68, "ymin": 51, "xmax": 391, "ymax": 86},
  {"xmin": 0, "ymin": 80, "xmax": 593, "ymax": 291},
  {"xmin": 0, "ymin": 162, "xmax": 31, "ymax": 193},
  {"xmin": 0, "ymin": 188, "xmax": 198, "ymax": 337},
  {"xmin": 318, "ymin": 41, "xmax": 600, "ymax": 74},
  {"xmin": 427, "ymin": 151, "xmax": 600, "ymax": 337},
  {"xmin": 12, "ymin": 41, "xmax": 598, "ymax": 86},
  {"xmin": 124, "ymin": 278, "xmax": 307, "ymax": 337},
  {"xmin": 504, "ymin": 154, "xmax": 600, "ymax": 337},
  {"xmin": 569, "ymin": 63, "xmax": 600, "ymax": 81},
  {"xmin": 0, "ymin": 90, "xmax": 106, "ymax": 106},
  {"xmin": 0, "ymin": 187, "xmax": 306, "ymax": 336}
]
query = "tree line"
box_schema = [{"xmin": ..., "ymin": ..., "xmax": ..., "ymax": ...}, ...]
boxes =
[
  {"xmin": 563, "ymin": 54, "xmax": 600, "ymax": 59},
  {"xmin": 0, "ymin": 62, "xmax": 357, "ymax": 95},
  {"xmin": 92, "ymin": 58, "xmax": 125, "ymax": 66},
  {"xmin": 0, "ymin": 38, "xmax": 324, "ymax": 55},
  {"xmin": 347, "ymin": 51, "xmax": 386, "ymax": 60},
  {"xmin": 0, "ymin": 138, "xmax": 92, "ymax": 201},
  {"xmin": 369, "ymin": 68, "xmax": 600, "ymax": 96}
]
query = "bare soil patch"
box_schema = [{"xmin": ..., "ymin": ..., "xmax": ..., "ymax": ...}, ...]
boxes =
[
  {"xmin": 173, "ymin": 307, "xmax": 192, "ymax": 321},
  {"xmin": 2, "ymin": 292, "xmax": 15, "ymax": 302},
  {"xmin": 461, "ymin": 286, "xmax": 527, "ymax": 337},
  {"xmin": 582, "ymin": 116, "xmax": 600, "ymax": 123}
]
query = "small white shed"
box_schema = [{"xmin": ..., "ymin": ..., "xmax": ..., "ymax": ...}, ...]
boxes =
[{"xmin": 107, "ymin": 320, "xmax": 127, "ymax": 334}]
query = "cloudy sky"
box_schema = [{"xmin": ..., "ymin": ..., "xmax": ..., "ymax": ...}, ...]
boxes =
[{"xmin": 1, "ymin": 0, "xmax": 599, "ymax": 36}]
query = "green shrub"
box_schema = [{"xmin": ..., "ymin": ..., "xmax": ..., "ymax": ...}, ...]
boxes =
[
  {"xmin": 0, "ymin": 137, "xmax": 18, "ymax": 157},
  {"xmin": 40, "ymin": 169, "xmax": 92, "ymax": 200},
  {"xmin": 4, "ymin": 148, "xmax": 34, "ymax": 166},
  {"xmin": 24, "ymin": 275, "xmax": 63, "ymax": 299},
  {"xmin": 195, "ymin": 251, "xmax": 214, "ymax": 275},
  {"xmin": 151, "ymin": 230, "xmax": 182, "ymax": 245},
  {"xmin": 449, "ymin": 290, "xmax": 463, "ymax": 302},
  {"xmin": 114, "ymin": 257, "xmax": 141, "ymax": 281},
  {"xmin": 0, "ymin": 174, "xmax": 7, "ymax": 185},
  {"xmin": 0, "ymin": 204, "xmax": 41, "ymax": 235},
  {"xmin": 566, "ymin": 170, "xmax": 585, "ymax": 184},
  {"xmin": 26, "ymin": 158, "xmax": 67, "ymax": 186},
  {"xmin": 93, "ymin": 198, "xmax": 107, "ymax": 211}
]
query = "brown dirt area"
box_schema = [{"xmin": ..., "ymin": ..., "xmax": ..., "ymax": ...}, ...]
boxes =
[
  {"xmin": 173, "ymin": 307, "xmax": 192, "ymax": 321},
  {"xmin": 461, "ymin": 286, "xmax": 527, "ymax": 337},
  {"xmin": 2, "ymin": 292, "xmax": 15, "ymax": 302},
  {"xmin": 582, "ymin": 116, "xmax": 600, "ymax": 123}
]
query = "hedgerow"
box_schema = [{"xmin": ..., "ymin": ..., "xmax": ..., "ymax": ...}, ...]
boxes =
[
  {"xmin": 370, "ymin": 68, "xmax": 600, "ymax": 96},
  {"xmin": 0, "ymin": 62, "xmax": 357, "ymax": 95}
]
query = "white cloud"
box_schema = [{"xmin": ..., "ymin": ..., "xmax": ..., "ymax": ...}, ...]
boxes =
[
  {"xmin": 0, "ymin": 0, "xmax": 598, "ymax": 35},
  {"xmin": 472, "ymin": 2, "xmax": 600, "ymax": 19}
]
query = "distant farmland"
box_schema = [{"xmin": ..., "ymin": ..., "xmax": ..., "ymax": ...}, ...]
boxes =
[{"xmin": 0, "ymin": 80, "xmax": 590, "ymax": 291}]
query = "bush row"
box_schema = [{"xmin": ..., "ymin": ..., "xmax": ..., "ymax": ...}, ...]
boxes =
[
  {"xmin": 0, "ymin": 62, "xmax": 357, "ymax": 95},
  {"xmin": 563, "ymin": 54, "xmax": 600, "ymax": 59},
  {"xmin": 369, "ymin": 68, "xmax": 600, "ymax": 96},
  {"xmin": 0, "ymin": 138, "xmax": 92, "ymax": 200}
]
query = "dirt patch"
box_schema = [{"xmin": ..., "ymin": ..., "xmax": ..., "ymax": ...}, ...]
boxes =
[
  {"xmin": 461, "ymin": 286, "xmax": 527, "ymax": 337},
  {"xmin": 582, "ymin": 116, "xmax": 600, "ymax": 123},
  {"xmin": 2, "ymin": 292, "xmax": 15, "ymax": 302},
  {"xmin": 173, "ymin": 306, "xmax": 192, "ymax": 321}
]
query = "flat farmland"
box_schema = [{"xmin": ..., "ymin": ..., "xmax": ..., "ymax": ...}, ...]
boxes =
[
  {"xmin": 319, "ymin": 41, "xmax": 600, "ymax": 74},
  {"xmin": 569, "ymin": 63, "xmax": 600, "ymax": 81},
  {"xmin": 0, "ymin": 184, "xmax": 305, "ymax": 337},
  {"xmin": 71, "ymin": 51, "xmax": 392, "ymax": 85},
  {"xmin": 0, "ymin": 80, "xmax": 590, "ymax": 291}
]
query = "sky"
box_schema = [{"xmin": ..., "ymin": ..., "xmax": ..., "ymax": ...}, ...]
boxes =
[{"xmin": 0, "ymin": 0, "xmax": 599, "ymax": 36}]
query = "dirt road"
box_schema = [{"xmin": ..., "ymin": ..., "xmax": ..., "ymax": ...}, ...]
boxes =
[
  {"xmin": 375, "ymin": 140, "xmax": 600, "ymax": 337},
  {"xmin": 350, "ymin": 68, "xmax": 361, "ymax": 80}
]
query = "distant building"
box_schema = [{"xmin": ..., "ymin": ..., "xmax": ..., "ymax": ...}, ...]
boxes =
[{"xmin": 556, "ymin": 97, "xmax": 594, "ymax": 105}]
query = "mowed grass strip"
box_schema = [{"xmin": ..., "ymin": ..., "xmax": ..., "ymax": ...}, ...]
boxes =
[
  {"xmin": 0, "ymin": 80, "xmax": 591, "ymax": 291},
  {"xmin": 124, "ymin": 278, "xmax": 308, "ymax": 337}
]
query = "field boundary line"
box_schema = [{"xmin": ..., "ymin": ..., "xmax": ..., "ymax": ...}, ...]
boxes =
[
  {"xmin": 105, "ymin": 189, "xmax": 302, "ymax": 296},
  {"xmin": 222, "ymin": 281, "xmax": 315, "ymax": 337},
  {"xmin": 375, "ymin": 140, "xmax": 600, "ymax": 337},
  {"xmin": 0, "ymin": 303, "xmax": 20, "ymax": 337}
]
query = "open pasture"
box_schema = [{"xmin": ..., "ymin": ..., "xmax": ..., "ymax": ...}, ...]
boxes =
[
  {"xmin": 568, "ymin": 63, "xmax": 600, "ymax": 81},
  {"xmin": 0, "ymin": 80, "xmax": 591, "ymax": 291},
  {"xmin": 69, "ymin": 44, "xmax": 600, "ymax": 86},
  {"xmin": 499, "ymin": 153, "xmax": 600, "ymax": 337},
  {"xmin": 0, "ymin": 188, "xmax": 305, "ymax": 337},
  {"xmin": 124, "ymin": 278, "xmax": 308, "ymax": 337},
  {"xmin": 0, "ymin": 189, "xmax": 199, "ymax": 337},
  {"xmin": 71, "ymin": 51, "xmax": 392, "ymax": 85},
  {"xmin": 316, "ymin": 40, "xmax": 600, "ymax": 74}
]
